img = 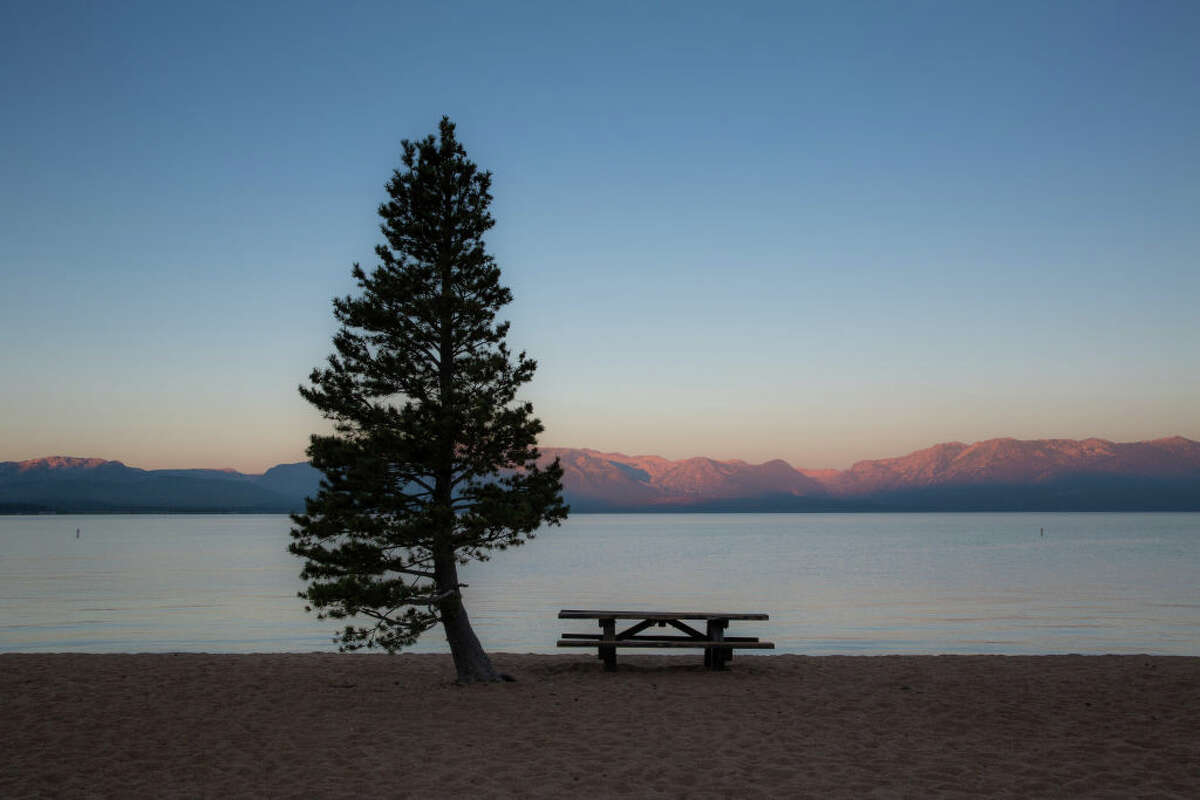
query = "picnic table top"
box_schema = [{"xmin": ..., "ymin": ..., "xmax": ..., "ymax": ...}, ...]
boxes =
[{"xmin": 558, "ymin": 609, "xmax": 769, "ymax": 621}]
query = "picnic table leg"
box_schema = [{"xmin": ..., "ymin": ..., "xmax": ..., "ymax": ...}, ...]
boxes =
[
  {"xmin": 600, "ymin": 618, "xmax": 617, "ymax": 672},
  {"xmin": 703, "ymin": 620, "xmax": 712, "ymax": 669},
  {"xmin": 707, "ymin": 619, "xmax": 728, "ymax": 671}
]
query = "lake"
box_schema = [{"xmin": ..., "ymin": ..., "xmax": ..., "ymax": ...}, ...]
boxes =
[{"xmin": 1, "ymin": 512, "xmax": 1197, "ymax": 655}]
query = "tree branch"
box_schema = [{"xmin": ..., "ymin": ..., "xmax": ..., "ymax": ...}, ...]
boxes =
[
  {"xmin": 394, "ymin": 567, "xmax": 436, "ymax": 579},
  {"xmin": 414, "ymin": 589, "xmax": 459, "ymax": 605}
]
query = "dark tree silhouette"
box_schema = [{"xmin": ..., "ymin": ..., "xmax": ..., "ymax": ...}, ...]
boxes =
[{"xmin": 290, "ymin": 117, "xmax": 567, "ymax": 683}]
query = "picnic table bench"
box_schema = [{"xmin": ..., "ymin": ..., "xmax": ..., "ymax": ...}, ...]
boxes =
[{"xmin": 557, "ymin": 609, "xmax": 773, "ymax": 671}]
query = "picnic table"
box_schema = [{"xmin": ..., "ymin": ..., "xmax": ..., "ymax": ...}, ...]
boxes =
[{"xmin": 557, "ymin": 609, "xmax": 773, "ymax": 671}]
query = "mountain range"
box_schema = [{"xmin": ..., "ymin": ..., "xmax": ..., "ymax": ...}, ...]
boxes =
[
  {"xmin": 2, "ymin": 436, "xmax": 1199, "ymax": 514},
  {"xmin": 541, "ymin": 436, "xmax": 1200, "ymax": 511},
  {"xmin": 0, "ymin": 457, "xmax": 321, "ymax": 514}
]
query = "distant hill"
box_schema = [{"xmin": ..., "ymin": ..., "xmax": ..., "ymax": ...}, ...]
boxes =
[
  {"xmin": 3, "ymin": 436, "xmax": 1199, "ymax": 513},
  {"xmin": 0, "ymin": 457, "xmax": 321, "ymax": 513}
]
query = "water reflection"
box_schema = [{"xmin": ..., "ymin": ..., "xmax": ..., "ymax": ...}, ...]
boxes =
[{"xmin": 0, "ymin": 512, "xmax": 1198, "ymax": 654}]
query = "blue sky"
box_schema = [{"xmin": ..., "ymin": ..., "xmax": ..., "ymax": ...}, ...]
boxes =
[{"xmin": 2, "ymin": 1, "xmax": 1198, "ymax": 472}]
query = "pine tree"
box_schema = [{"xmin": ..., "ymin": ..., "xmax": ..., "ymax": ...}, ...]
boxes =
[{"xmin": 290, "ymin": 117, "xmax": 568, "ymax": 683}]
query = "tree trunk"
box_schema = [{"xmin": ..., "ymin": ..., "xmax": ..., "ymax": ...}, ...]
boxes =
[
  {"xmin": 431, "ymin": 214, "xmax": 504, "ymax": 684},
  {"xmin": 435, "ymin": 549, "xmax": 504, "ymax": 683}
]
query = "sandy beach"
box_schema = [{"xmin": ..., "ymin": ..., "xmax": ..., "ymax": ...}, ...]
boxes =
[{"xmin": 2, "ymin": 652, "xmax": 1198, "ymax": 799}]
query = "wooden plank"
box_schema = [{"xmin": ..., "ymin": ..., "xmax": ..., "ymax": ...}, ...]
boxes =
[
  {"xmin": 556, "ymin": 640, "xmax": 775, "ymax": 649},
  {"xmin": 559, "ymin": 633, "xmax": 760, "ymax": 643},
  {"xmin": 616, "ymin": 619, "xmax": 657, "ymax": 639},
  {"xmin": 665, "ymin": 619, "xmax": 707, "ymax": 639},
  {"xmin": 558, "ymin": 610, "xmax": 769, "ymax": 621}
]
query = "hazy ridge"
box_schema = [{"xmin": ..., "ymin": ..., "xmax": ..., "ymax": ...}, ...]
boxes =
[{"xmin": 3, "ymin": 436, "xmax": 1198, "ymax": 513}]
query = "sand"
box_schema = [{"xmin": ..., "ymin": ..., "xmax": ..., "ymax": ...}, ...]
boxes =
[{"xmin": 2, "ymin": 653, "xmax": 1198, "ymax": 799}]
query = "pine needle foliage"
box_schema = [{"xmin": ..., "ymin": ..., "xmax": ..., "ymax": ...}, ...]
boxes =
[{"xmin": 289, "ymin": 117, "xmax": 567, "ymax": 681}]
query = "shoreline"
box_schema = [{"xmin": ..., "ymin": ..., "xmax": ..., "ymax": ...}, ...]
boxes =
[
  {"xmin": 7, "ymin": 509, "xmax": 1200, "ymax": 515},
  {"xmin": 3, "ymin": 652, "xmax": 1198, "ymax": 798}
]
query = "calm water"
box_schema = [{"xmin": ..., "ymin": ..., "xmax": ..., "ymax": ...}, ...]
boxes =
[{"xmin": 1, "ymin": 513, "xmax": 1197, "ymax": 655}]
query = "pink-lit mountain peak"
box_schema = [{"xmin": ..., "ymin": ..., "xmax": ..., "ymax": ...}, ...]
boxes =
[
  {"xmin": 833, "ymin": 436, "xmax": 1200, "ymax": 493},
  {"xmin": 539, "ymin": 447, "xmax": 825, "ymax": 503},
  {"xmin": 16, "ymin": 456, "xmax": 117, "ymax": 472},
  {"xmin": 9, "ymin": 457, "xmax": 251, "ymax": 477}
]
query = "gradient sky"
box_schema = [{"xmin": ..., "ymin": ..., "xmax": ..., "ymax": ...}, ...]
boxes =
[{"xmin": 2, "ymin": 1, "xmax": 1198, "ymax": 473}]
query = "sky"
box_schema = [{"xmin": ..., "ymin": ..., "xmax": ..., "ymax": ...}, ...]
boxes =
[{"xmin": 2, "ymin": 1, "xmax": 1198, "ymax": 473}]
